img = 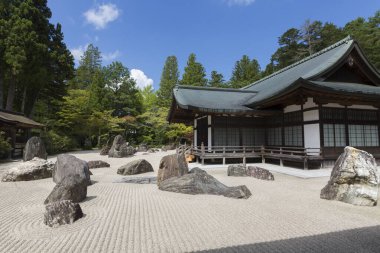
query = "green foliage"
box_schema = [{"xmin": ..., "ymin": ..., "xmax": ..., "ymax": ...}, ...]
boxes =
[
  {"xmin": 209, "ymin": 71, "xmax": 225, "ymax": 88},
  {"xmin": 230, "ymin": 55, "xmax": 261, "ymax": 88},
  {"xmin": 42, "ymin": 130, "xmax": 76, "ymax": 154},
  {"xmin": 180, "ymin": 53, "xmax": 207, "ymax": 86},
  {"xmin": 166, "ymin": 123, "xmax": 193, "ymax": 142},
  {"xmin": 157, "ymin": 56, "xmax": 179, "ymax": 107},
  {"xmin": 0, "ymin": 131, "xmax": 11, "ymax": 158}
]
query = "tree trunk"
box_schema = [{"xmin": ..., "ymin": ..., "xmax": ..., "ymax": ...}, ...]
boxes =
[
  {"xmin": 5, "ymin": 76, "xmax": 16, "ymax": 111},
  {"xmin": 0, "ymin": 74, "xmax": 3, "ymax": 109},
  {"xmin": 21, "ymin": 87, "xmax": 27, "ymax": 114}
]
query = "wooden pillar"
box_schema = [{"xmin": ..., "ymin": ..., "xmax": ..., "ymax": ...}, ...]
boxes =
[
  {"xmin": 207, "ymin": 115, "xmax": 212, "ymax": 151},
  {"xmin": 194, "ymin": 119, "xmax": 198, "ymax": 147},
  {"xmin": 261, "ymin": 145, "xmax": 265, "ymax": 164},
  {"xmin": 279, "ymin": 147, "xmax": 283, "ymax": 167},
  {"xmin": 304, "ymin": 158, "xmax": 308, "ymax": 170},
  {"xmin": 223, "ymin": 146, "xmax": 226, "ymax": 165},
  {"xmin": 201, "ymin": 142, "xmax": 205, "ymax": 165}
]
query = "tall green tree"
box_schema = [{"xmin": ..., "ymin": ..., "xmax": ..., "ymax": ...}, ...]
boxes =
[
  {"xmin": 230, "ymin": 55, "xmax": 261, "ymax": 88},
  {"xmin": 157, "ymin": 56, "xmax": 179, "ymax": 107},
  {"xmin": 208, "ymin": 70, "xmax": 225, "ymax": 87},
  {"xmin": 180, "ymin": 53, "xmax": 207, "ymax": 86},
  {"xmin": 69, "ymin": 44, "xmax": 102, "ymax": 90},
  {"xmin": 344, "ymin": 11, "xmax": 380, "ymax": 70},
  {"xmin": 300, "ymin": 19, "xmax": 323, "ymax": 56}
]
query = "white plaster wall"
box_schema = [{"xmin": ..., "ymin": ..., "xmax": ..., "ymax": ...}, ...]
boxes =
[
  {"xmin": 304, "ymin": 124, "xmax": 320, "ymax": 155},
  {"xmin": 347, "ymin": 105, "xmax": 378, "ymax": 110},
  {"xmin": 303, "ymin": 110, "xmax": 319, "ymax": 122},
  {"xmin": 207, "ymin": 115, "xmax": 211, "ymax": 125},
  {"xmin": 284, "ymin": 104, "xmax": 301, "ymax": 113},
  {"xmin": 322, "ymin": 103, "xmax": 344, "ymax": 108},
  {"xmin": 303, "ymin": 97, "xmax": 317, "ymax": 109}
]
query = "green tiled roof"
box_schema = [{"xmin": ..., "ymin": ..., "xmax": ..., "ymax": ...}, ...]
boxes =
[
  {"xmin": 244, "ymin": 36, "xmax": 355, "ymax": 106},
  {"xmin": 173, "ymin": 85, "xmax": 257, "ymax": 113},
  {"xmin": 308, "ymin": 81, "xmax": 380, "ymax": 96}
]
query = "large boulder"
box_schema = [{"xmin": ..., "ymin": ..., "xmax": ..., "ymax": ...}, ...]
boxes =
[
  {"xmin": 53, "ymin": 154, "xmax": 91, "ymax": 185},
  {"xmin": 88, "ymin": 160, "xmax": 110, "ymax": 169},
  {"xmin": 117, "ymin": 159, "xmax": 153, "ymax": 175},
  {"xmin": 320, "ymin": 146, "xmax": 379, "ymax": 206},
  {"xmin": 159, "ymin": 168, "xmax": 252, "ymax": 199},
  {"xmin": 23, "ymin": 136, "xmax": 47, "ymax": 161},
  {"xmin": 1, "ymin": 158, "xmax": 54, "ymax": 182},
  {"xmin": 44, "ymin": 174, "xmax": 88, "ymax": 204},
  {"xmin": 44, "ymin": 200, "xmax": 83, "ymax": 227},
  {"xmin": 157, "ymin": 153, "xmax": 188, "ymax": 185},
  {"xmin": 227, "ymin": 164, "xmax": 247, "ymax": 177},
  {"xmin": 108, "ymin": 135, "xmax": 135, "ymax": 158}
]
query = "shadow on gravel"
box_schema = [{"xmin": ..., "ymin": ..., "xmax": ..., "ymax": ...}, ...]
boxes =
[
  {"xmin": 195, "ymin": 225, "xmax": 380, "ymax": 253},
  {"xmin": 82, "ymin": 196, "xmax": 97, "ymax": 202}
]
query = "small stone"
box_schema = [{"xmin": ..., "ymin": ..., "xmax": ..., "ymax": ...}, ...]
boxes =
[
  {"xmin": 247, "ymin": 166, "xmax": 275, "ymax": 181},
  {"xmin": 88, "ymin": 160, "xmax": 110, "ymax": 169},
  {"xmin": 117, "ymin": 159, "xmax": 154, "ymax": 175},
  {"xmin": 44, "ymin": 200, "xmax": 83, "ymax": 227}
]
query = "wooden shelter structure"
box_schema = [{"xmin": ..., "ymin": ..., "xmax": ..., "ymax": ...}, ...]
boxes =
[
  {"xmin": 0, "ymin": 109, "xmax": 44, "ymax": 158},
  {"xmin": 168, "ymin": 36, "xmax": 380, "ymax": 169}
]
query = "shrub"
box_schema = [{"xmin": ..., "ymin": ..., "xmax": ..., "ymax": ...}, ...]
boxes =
[
  {"xmin": 0, "ymin": 131, "xmax": 11, "ymax": 159},
  {"xmin": 42, "ymin": 130, "xmax": 76, "ymax": 154}
]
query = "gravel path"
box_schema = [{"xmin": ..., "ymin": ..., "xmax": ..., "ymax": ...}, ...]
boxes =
[{"xmin": 0, "ymin": 150, "xmax": 380, "ymax": 252}]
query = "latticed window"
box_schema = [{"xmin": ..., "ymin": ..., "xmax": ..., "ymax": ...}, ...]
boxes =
[
  {"xmin": 213, "ymin": 127, "xmax": 227, "ymax": 146},
  {"xmin": 321, "ymin": 108, "xmax": 345, "ymax": 121},
  {"xmin": 348, "ymin": 125, "xmax": 379, "ymax": 147},
  {"xmin": 323, "ymin": 124, "xmax": 346, "ymax": 147},
  {"xmin": 284, "ymin": 126, "xmax": 303, "ymax": 147},
  {"xmin": 267, "ymin": 127, "xmax": 282, "ymax": 146},
  {"xmin": 242, "ymin": 128, "xmax": 265, "ymax": 146},
  {"xmin": 347, "ymin": 109, "xmax": 378, "ymax": 121},
  {"xmin": 283, "ymin": 111, "xmax": 303, "ymax": 123}
]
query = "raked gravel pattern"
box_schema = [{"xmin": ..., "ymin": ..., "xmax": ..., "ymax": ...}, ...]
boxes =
[{"xmin": 0, "ymin": 150, "xmax": 380, "ymax": 252}]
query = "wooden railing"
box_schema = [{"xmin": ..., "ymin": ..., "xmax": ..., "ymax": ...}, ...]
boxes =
[{"xmin": 192, "ymin": 144, "xmax": 322, "ymax": 170}]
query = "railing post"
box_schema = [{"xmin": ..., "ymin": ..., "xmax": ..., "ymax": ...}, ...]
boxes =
[
  {"xmin": 261, "ymin": 145, "xmax": 265, "ymax": 164},
  {"xmin": 280, "ymin": 147, "xmax": 283, "ymax": 167}
]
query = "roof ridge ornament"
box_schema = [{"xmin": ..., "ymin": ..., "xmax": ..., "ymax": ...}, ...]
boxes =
[{"xmin": 242, "ymin": 35, "xmax": 353, "ymax": 90}]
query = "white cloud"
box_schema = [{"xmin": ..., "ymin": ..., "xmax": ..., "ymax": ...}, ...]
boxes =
[
  {"xmin": 103, "ymin": 50, "xmax": 121, "ymax": 62},
  {"xmin": 84, "ymin": 4, "xmax": 120, "ymax": 30},
  {"xmin": 225, "ymin": 0, "xmax": 255, "ymax": 6},
  {"xmin": 130, "ymin": 69, "xmax": 154, "ymax": 89},
  {"xmin": 70, "ymin": 44, "xmax": 88, "ymax": 64}
]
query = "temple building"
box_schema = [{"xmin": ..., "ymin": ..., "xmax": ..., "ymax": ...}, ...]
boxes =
[{"xmin": 168, "ymin": 36, "xmax": 380, "ymax": 168}]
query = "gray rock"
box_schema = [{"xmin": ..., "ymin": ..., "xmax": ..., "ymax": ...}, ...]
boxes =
[
  {"xmin": 88, "ymin": 160, "xmax": 110, "ymax": 169},
  {"xmin": 1, "ymin": 158, "xmax": 54, "ymax": 182},
  {"xmin": 117, "ymin": 159, "xmax": 153, "ymax": 175},
  {"xmin": 227, "ymin": 164, "xmax": 274, "ymax": 181},
  {"xmin": 100, "ymin": 146, "xmax": 110, "ymax": 156},
  {"xmin": 227, "ymin": 164, "xmax": 247, "ymax": 177},
  {"xmin": 157, "ymin": 153, "xmax": 188, "ymax": 185},
  {"xmin": 320, "ymin": 146, "xmax": 379, "ymax": 206},
  {"xmin": 114, "ymin": 176, "xmax": 157, "ymax": 184},
  {"xmin": 53, "ymin": 154, "xmax": 91, "ymax": 186},
  {"xmin": 137, "ymin": 144, "xmax": 148, "ymax": 152},
  {"xmin": 44, "ymin": 200, "xmax": 83, "ymax": 227},
  {"xmin": 23, "ymin": 136, "xmax": 47, "ymax": 161},
  {"xmin": 44, "ymin": 174, "xmax": 87, "ymax": 204},
  {"xmin": 247, "ymin": 166, "xmax": 275, "ymax": 181},
  {"xmin": 108, "ymin": 135, "xmax": 135, "ymax": 158},
  {"xmin": 159, "ymin": 168, "xmax": 252, "ymax": 199},
  {"xmin": 147, "ymin": 148, "xmax": 156, "ymax": 153}
]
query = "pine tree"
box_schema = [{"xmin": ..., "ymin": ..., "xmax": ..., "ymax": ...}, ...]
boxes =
[
  {"xmin": 209, "ymin": 70, "xmax": 225, "ymax": 87},
  {"xmin": 180, "ymin": 53, "xmax": 207, "ymax": 87},
  {"xmin": 156, "ymin": 56, "xmax": 179, "ymax": 107},
  {"xmin": 230, "ymin": 55, "xmax": 261, "ymax": 88}
]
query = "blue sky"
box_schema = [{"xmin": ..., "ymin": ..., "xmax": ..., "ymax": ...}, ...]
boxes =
[{"xmin": 48, "ymin": 0, "xmax": 379, "ymax": 90}]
